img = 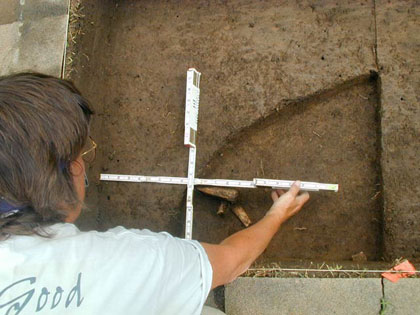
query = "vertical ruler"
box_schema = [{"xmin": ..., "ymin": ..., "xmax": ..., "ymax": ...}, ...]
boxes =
[
  {"xmin": 184, "ymin": 68, "xmax": 201, "ymax": 239},
  {"xmin": 184, "ymin": 69, "xmax": 200, "ymax": 147},
  {"xmin": 185, "ymin": 146, "xmax": 196, "ymax": 239}
]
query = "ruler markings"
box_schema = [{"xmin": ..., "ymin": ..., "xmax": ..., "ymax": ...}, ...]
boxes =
[
  {"xmin": 185, "ymin": 146, "xmax": 196, "ymax": 240},
  {"xmin": 100, "ymin": 174, "xmax": 338, "ymax": 192},
  {"xmin": 184, "ymin": 69, "xmax": 201, "ymax": 239},
  {"xmin": 99, "ymin": 68, "xmax": 339, "ymax": 240}
]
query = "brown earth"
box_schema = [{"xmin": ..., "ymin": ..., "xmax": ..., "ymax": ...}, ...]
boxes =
[
  {"xmin": 194, "ymin": 78, "xmax": 382, "ymax": 262},
  {"xmin": 67, "ymin": 0, "xmax": 419, "ymax": 263}
]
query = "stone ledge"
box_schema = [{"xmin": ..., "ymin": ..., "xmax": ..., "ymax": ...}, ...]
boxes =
[
  {"xmin": 383, "ymin": 279, "xmax": 420, "ymax": 315},
  {"xmin": 225, "ymin": 277, "xmax": 382, "ymax": 315}
]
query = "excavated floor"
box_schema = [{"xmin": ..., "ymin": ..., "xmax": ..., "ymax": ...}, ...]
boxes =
[{"xmin": 68, "ymin": 0, "xmax": 419, "ymax": 263}]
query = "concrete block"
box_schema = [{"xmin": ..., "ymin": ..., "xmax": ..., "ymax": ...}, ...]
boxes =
[
  {"xmin": 0, "ymin": 14, "xmax": 68, "ymax": 77},
  {"xmin": 0, "ymin": 0, "xmax": 69, "ymax": 26},
  {"xmin": 202, "ymin": 306, "xmax": 226, "ymax": 315},
  {"xmin": 205, "ymin": 287, "xmax": 225, "ymax": 313},
  {"xmin": 0, "ymin": 0, "xmax": 69, "ymax": 77},
  {"xmin": 0, "ymin": 0, "xmax": 19, "ymax": 25},
  {"xmin": 17, "ymin": 14, "xmax": 68, "ymax": 76},
  {"xmin": 205, "ymin": 290, "xmax": 218, "ymax": 309},
  {"xmin": 384, "ymin": 279, "xmax": 420, "ymax": 315},
  {"xmin": 22, "ymin": 0, "xmax": 69, "ymax": 21},
  {"xmin": 226, "ymin": 277, "xmax": 383, "ymax": 315},
  {"xmin": 0, "ymin": 22, "xmax": 21, "ymax": 75}
]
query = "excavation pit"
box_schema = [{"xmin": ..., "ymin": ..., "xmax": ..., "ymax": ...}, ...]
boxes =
[{"xmin": 67, "ymin": 0, "xmax": 419, "ymax": 269}]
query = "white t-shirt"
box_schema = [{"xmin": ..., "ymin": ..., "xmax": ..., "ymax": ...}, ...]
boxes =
[{"xmin": 0, "ymin": 223, "xmax": 213, "ymax": 315}]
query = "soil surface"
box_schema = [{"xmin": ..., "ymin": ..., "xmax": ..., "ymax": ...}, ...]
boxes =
[
  {"xmin": 194, "ymin": 80, "xmax": 382, "ymax": 262},
  {"xmin": 67, "ymin": 0, "xmax": 419, "ymax": 262}
]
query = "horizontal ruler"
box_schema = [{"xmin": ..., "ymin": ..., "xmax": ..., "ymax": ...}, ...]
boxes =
[{"xmin": 100, "ymin": 174, "xmax": 339, "ymax": 192}]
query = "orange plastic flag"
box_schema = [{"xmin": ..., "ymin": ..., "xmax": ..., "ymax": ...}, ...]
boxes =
[{"xmin": 381, "ymin": 260, "xmax": 416, "ymax": 283}]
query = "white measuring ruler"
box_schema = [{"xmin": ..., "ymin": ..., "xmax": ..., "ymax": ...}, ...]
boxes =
[
  {"xmin": 100, "ymin": 68, "xmax": 339, "ymax": 240},
  {"xmin": 184, "ymin": 69, "xmax": 201, "ymax": 239},
  {"xmin": 100, "ymin": 174, "xmax": 339, "ymax": 192}
]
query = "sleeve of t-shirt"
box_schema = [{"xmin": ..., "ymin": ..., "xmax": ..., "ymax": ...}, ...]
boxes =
[{"xmin": 103, "ymin": 227, "xmax": 213, "ymax": 315}]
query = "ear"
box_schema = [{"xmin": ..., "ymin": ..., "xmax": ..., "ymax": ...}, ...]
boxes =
[{"xmin": 69, "ymin": 159, "xmax": 84, "ymax": 177}]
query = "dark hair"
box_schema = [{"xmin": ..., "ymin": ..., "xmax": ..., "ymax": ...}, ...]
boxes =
[{"xmin": 0, "ymin": 73, "xmax": 93, "ymax": 238}]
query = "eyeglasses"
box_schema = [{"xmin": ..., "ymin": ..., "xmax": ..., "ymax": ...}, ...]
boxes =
[{"xmin": 81, "ymin": 137, "xmax": 97, "ymax": 163}]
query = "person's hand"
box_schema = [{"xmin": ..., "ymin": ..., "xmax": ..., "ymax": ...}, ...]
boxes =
[{"xmin": 265, "ymin": 181, "xmax": 310, "ymax": 225}]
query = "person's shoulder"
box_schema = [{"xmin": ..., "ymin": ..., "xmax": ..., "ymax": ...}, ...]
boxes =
[
  {"xmin": 54, "ymin": 223, "xmax": 177, "ymax": 248},
  {"xmin": 46, "ymin": 224, "xmax": 169, "ymax": 258},
  {"xmin": 99, "ymin": 226, "xmax": 174, "ymax": 243},
  {"xmin": 48, "ymin": 223, "xmax": 205, "ymax": 256},
  {"xmin": 49, "ymin": 223, "xmax": 162, "ymax": 239}
]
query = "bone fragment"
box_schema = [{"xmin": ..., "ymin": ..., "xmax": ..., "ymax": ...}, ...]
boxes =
[
  {"xmin": 197, "ymin": 186, "xmax": 239, "ymax": 202},
  {"xmin": 217, "ymin": 201, "xmax": 228, "ymax": 216},
  {"xmin": 232, "ymin": 205, "xmax": 252, "ymax": 227}
]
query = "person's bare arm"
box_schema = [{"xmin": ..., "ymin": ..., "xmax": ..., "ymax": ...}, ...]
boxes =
[{"xmin": 201, "ymin": 181, "xmax": 309, "ymax": 289}]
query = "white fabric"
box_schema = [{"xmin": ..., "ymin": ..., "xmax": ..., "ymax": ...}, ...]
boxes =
[{"xmin": 0, "ymin": 223, "xmax": 213, "ymax": 315}]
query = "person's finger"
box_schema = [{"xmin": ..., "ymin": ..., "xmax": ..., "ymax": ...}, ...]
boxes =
[
  {"xmin": 271, "ymin": 190, "xmax": 279, "ymax": 202},
  {"xmin": 296, "ymin": 191, "xmax": 310, "ymax": 205},
  {"xmin": 276, "ymin": 189, "xmax": 286, "ymax": 196},
  {"xmin": 287, "ymin": 181, "xmax": 301, "ymax": 197}
]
